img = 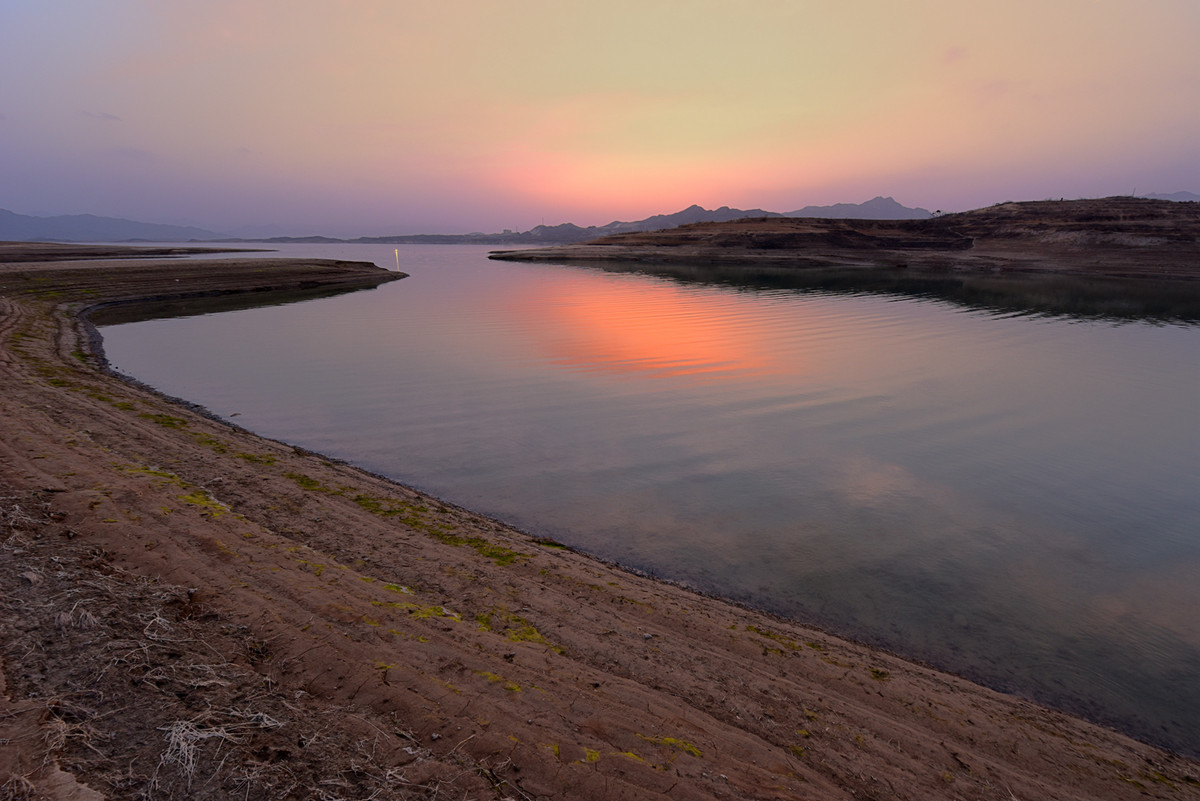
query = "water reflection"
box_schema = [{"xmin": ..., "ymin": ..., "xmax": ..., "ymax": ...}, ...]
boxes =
[
  {"xmin": 561, "ymin": 260, "xmax": 1200, "ymax": 324},
  {"xmin": 513, "ymin": 278, "xmax": 784, "ymax": 379}
]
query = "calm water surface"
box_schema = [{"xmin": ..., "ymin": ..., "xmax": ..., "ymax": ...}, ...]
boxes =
[{"xmin": 98, "ymin": 244, "xmax": 1200, "ymax": 755}]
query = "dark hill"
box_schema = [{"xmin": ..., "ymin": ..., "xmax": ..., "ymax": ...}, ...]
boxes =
[{"xmin": 490, "ymin": 197, "xmax": 1200, "ymax": 281}]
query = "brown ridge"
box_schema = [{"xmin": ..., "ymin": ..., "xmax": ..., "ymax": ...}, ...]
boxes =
[{"xmin": 491, "ymin": 197, "xmax": 1200, "ymax": 282}]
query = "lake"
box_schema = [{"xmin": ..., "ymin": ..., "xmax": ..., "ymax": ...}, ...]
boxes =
[{"xmin": 96, "ymin": 243, "xmax": 1200, "ymax": 756}]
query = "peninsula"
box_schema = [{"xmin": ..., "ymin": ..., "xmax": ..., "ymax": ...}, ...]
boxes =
[
  {"xmin": 490, "ymin": 197, "xmax": 1200, "ymax": 282},
  {"xmin": 2, "ymin": 243, "xmax": 1198, "ymax": 799}
]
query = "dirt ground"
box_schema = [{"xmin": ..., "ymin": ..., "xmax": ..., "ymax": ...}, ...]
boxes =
[{"xmin": 2, "ymin": 243, "xmax": 1199, "ymax": 800}]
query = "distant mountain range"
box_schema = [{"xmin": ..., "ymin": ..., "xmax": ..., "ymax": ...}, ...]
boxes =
[
  {"xmin": 0, "ymin": 198, "xmax": 934, "ymax": 245},
  {"xmin": 4, "ymin": 193, "xmax": 1198, "ymax": 244},
  {"xmin": 0, "ymin": 208, "xmax": 219, "ymax": 242},
  {"xmin": 342, "ymin": 197, "xmax": 936, "ymax": 246}
]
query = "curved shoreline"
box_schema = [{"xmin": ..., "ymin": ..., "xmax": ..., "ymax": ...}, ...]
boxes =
[{"xmin": 2, "ymin": 245, "xmax": 1198, "ymax": 799}]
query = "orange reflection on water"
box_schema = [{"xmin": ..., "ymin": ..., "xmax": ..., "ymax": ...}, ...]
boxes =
[{"xmin": 514, "ymin": 276, "xmax": 788, "ymax": 380}]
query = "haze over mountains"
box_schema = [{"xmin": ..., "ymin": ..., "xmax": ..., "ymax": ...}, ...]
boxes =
[
  {"xmin": 0, "ymin": 208, "xmax": 219, "ymax": 243},
  {"xmin": 2, "ymin": 194, "xmax": 1197, "ymax": 244}
]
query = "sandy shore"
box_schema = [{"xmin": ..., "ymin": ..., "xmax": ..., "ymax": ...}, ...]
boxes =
[{"xmin": 2, "ymin": 243, "xmax": 1198, "ymax": 800}]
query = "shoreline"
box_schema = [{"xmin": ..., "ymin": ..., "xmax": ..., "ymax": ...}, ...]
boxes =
[{"xmin": 2, "ymin": 244, "xmax": 1198, "ymax": 799}]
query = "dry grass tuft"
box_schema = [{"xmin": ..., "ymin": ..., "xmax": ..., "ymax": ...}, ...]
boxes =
[
  {"xmin": 0, "ymin": 775, "xmax": 37, "ymax": 801},
  {"xmin": 54, "ymin": 601, "xmax": 100, "ymax": 631},
  {"xmin": 0, "ymin": 493, "xmax": 46, "ymax": 532},
  {"xmin": 155, "ymin": 710, "xmax": 287, "ymax": 791}
]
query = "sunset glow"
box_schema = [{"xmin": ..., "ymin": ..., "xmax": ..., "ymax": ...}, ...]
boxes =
[
  {"xmin": 2, "ymin": 1, "xmax": 1197, "ymax": 235},
  {"xmin": 514, "ymin": 277, "xmax": 785, "ymax": 380}
]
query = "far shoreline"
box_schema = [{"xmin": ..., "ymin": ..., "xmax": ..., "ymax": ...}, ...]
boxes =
[{"xmin": 490, "ymin": 196, "xmax": 1200, "ymax": 283}]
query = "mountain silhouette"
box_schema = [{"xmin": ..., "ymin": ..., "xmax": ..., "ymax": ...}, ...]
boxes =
[
  {"xmin": 784, "ymin": 196, "xmax": 932, "ymax": 219},
  {"xmin": 0, "ymin": 209, "xmax": 219, "ymax": 242},
  {"xmin": 15, "ymin": 194, "xmax": 1196, "ymax": 244}
]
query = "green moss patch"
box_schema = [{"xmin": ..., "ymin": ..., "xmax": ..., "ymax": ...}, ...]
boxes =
[
  {"xmin": 139, "ymin": 412, "xmax": 190, "ymax": 429},
  {"xmin": 475, "ymin": 608, "xmax": 563, "ymax": 653},
  {"xmin": 235, "ymin": 452, "xmax": 276, "ymax": 465},
  {"xmin": 637, "ymin": 734, "xmax": 702, "ymax": 759},
  {"xmin": 747, "ymin": 624, "xmax": 803, "ymax": 652},
  {"xmin": 475, "ymin": 670, "xmax": 521, "ymax": 692},
  {"xmin": 285, "ymin": 472, "xmax": 339, "ymax": 493},
  {"xmin": 179, "ymin": 489, "xmax": 228, "ymax": 517}
]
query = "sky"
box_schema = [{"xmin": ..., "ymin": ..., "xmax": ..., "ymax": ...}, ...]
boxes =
[{"xmin": 2, "ymin": 1, "xmax": 1199, "ymax": 237}]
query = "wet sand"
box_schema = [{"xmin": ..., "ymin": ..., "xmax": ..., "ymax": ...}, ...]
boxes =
[{"xmin": 2, "ymin": 243, "xmax": 1198, "ymax": 799}]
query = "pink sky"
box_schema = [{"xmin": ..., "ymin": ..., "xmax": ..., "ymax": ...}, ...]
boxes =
[{"xmin": 2, "ymin": 1, "xmax": 1198, "ymax": 236}]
